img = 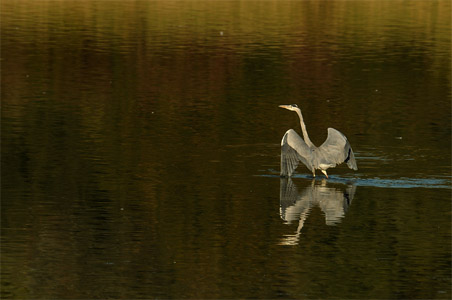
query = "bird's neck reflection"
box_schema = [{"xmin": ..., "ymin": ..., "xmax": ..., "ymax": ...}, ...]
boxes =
[{"xmin": 279, "ymin": 178, "xmax": 356, "ymax": 246}]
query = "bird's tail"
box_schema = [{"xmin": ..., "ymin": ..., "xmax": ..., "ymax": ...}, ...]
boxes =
[{"xmin": 346, "ymin": 148, "xmax": 358, "ymax": 170}]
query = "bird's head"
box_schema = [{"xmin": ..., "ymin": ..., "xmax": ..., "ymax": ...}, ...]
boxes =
[{"xmin": 279, "ymin": 104, "xmax": 299, "ymax": 111}]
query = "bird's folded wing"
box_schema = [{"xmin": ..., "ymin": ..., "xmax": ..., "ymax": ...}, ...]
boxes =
[
  {"xmin": 281, "ymin": 129, "xmax": 312, "ymax": 177},
  {"xmin": 316, "ymin": 128, "xmax": 358, "ymax": 170}
]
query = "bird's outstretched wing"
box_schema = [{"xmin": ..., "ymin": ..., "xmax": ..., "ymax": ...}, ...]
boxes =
[
  {"xmin": 316, "ymin": 128, "xmax": 358, "ymax": 170},
  {"xmin": 280, "ymin": 129, "xmax": 313, "ymax": 177}
]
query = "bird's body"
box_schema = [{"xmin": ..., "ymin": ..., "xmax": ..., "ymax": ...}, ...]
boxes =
[{"xmin": 279, "ymin": 104, "xmax": 358, "ymax": 178}]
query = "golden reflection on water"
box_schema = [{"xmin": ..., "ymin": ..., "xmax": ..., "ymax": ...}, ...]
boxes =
[{"xmin": 3, "ymin": 0, "xmax": 450, "ymax": 149}]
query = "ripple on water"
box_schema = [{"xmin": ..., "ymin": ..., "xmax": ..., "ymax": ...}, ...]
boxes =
[{"xmin": 261, "ymin": 172, "xmax": 451, "ymax": 189}]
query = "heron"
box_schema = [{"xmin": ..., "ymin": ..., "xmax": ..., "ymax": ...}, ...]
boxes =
[{"xmin": 279, "ymin": 104, "xmax": 358, "ymax": 178}]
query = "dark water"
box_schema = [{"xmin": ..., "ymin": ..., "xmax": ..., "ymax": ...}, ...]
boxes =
[{"xmin": 2, "ymin": 1, "xmax": 451, "ymax": 298}]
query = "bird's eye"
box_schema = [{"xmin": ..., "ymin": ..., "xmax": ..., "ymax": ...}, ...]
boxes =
[{"xmin": 292, "ymin": 104, "xmax": 298, "ymax": 108}]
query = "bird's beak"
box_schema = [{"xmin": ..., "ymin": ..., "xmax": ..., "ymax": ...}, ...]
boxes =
[{"xmin": 279, "ymin": 105, "xmax": 291, "ymax": 110}]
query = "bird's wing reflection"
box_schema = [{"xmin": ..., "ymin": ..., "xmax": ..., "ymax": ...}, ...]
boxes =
[{"xmin": 279, "ymin": 178, "xmax": 356, "ymax": 246}]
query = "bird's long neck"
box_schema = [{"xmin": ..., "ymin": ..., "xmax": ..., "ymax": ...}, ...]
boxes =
[{"xmin": 296, "ymin": 109, "xmax": 314, "ymax": 147}]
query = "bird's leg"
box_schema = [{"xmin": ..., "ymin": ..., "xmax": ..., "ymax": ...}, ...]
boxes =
[
  {"xmin": 321, "ymin": 170, "xmax": 329, "ymax": 178},
  {"xmin": 312, "ymin": 170, "xmax": 316, "ymax": 178}
]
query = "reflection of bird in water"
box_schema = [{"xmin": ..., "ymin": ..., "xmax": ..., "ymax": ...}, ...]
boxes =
[
  {"xmin": 279, "ymin": 104, "xmax": 358, "ymax": 178},
  {"xmin": 279, "ymin": 178, "xmax": 356, "ymax": 246}
]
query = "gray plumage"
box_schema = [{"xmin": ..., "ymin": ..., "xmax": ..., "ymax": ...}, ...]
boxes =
[{"xmin": 279, "ymin": 104, "xmax": 358, "ymax": 178}]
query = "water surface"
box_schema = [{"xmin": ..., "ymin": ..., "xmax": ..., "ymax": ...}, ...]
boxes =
[{"xmin": 2, "ymin": 0, "xmax": 451, "ymax": 299}]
